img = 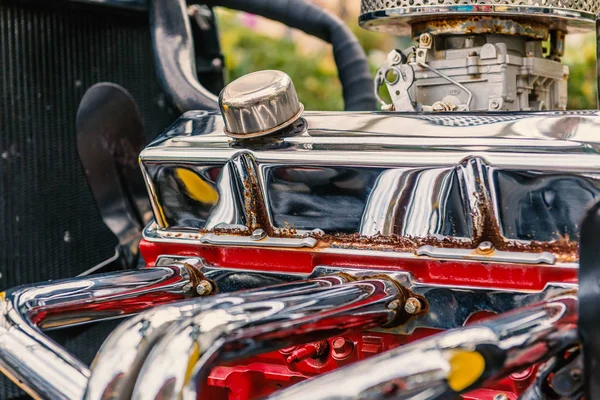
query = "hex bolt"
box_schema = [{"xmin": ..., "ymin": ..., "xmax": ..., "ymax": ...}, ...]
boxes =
[
  {"xmin": 404, "ymin": 297, "xmax": 422, "ymax": 315},
  {"xmin": 196, "ymin": 280, "xmax": 213, "ymax": 296},
  {"xmin": 494, "ymin": 394, "xmax": 509, "ymax": 400},
  {"xmin": 387, "ymin": 299, "xmax": 402, "ymax": 310},
  {"xmin": 477, "ymin": 241, "xmax": 494, "ymax": 254},
  {"xmin": 419, "ymin": 33, "xmax": 432, "ymax": 48},
  {"xmin": 331, "ymin": 337, "xmax": 354, "ymax": 360},
  {"xmin": 250, "ymin": 228, "xmax": 267, "ymax": 241}
]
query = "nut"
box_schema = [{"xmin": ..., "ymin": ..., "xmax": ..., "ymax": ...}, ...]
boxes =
[
  {"xmin": 250, "ymin": 228, "xmax": 267, "ymax": 241},
  {"xmin": 477, "ymin": 241, "xmax": 494, "ymax": 254},
  {"xmin": 196, "ymin": 280, "xmax": 213, "ymax": 296},
  {"xmin": 331, "ymin": 337, "xmax": 354, "ymax": 360},
  {"xmin": 404, "ymin": 297, "xmax": 422, "ymax": 315}
]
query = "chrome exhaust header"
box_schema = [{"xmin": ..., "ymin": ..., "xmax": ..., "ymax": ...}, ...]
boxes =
[
  {"xmin": 84, "ymin": 276, "xmax": 351, "ymax": 400},
  {"xmin": 130, "ymin": 278, "xmax": 401, "ymax": 400},
  {"xmin": 268, "ymin": 293, "xmax": 578, "ymax": 400},
  {"xmin": 0, "ymin": 264, "xmax": 200, "ymax": 400}
]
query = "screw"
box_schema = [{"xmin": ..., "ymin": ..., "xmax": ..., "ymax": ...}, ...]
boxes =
[
  {"xmin": 250, "ymin": 228, "xmax": 267, "ymax": 241},
  {"xmin": 404, "ymin": 297, "xmax": 422, "ymax": 315},
  {"xmin": 494, "ymin": 394, "xmax": 509, "ymax": 400},
  {"xmin": 392, "ymin": 52, "xmax": 401, "ymax": 64},
  {"xmin": 419, "ymin": 33, "xmax": 432, "ymax": 47},
  {"xmin": 489, "ymin": 100, "xmax": 502, "ymax": 110},
  {"xmin": 196, "ymin": 280, "xmax": 213, "ymax": 296},
  {"xmin": 388, "ymin": 299, "xmax": 402, "ymax": 310},
  {"xmin": 477, "ymin": 241, "xmax": 494, "ymax": 254},
  {"xmin": 331, "ymin": 337, "xmax": 354, "ymax": 360}
]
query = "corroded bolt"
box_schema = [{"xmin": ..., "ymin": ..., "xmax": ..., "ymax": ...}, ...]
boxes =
[
  {"xmin": 477, "ymin": 241, "xmax": 494, "ymax": 254},
  {"xmin": 494, "ymin": 394, "xmax": 509, "ymax": 400},
  {"xmin": 250, "ymin": 228, "xmax": 267, "ymax": 241},
  {"xmin": 331, "ymin": 337, "xmax": 354, "ymax": 360},
  {"xmin": 196, "ymin": 280, "xmax": 213, "ymax": 296},
  {"xmin": 404, "ymin": 297, "xmax": 422, "ymax": 315},
  {"xmin": 419, "ymin": 33, "xmax": 433, "ymax": 47},
  {"xmin": 387, "ymin": 299, "xmax": 402, "ymax": 310}
]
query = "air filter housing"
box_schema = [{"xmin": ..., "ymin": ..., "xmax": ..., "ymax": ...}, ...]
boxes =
[{"xmin": 360, "ymin": 1, "xmax": 599, "ymax": 34}]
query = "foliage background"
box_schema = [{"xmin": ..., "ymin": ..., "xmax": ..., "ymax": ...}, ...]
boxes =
[{"xmin": 215, "ymin": 8, "xmax": 597, "ymax": 111}]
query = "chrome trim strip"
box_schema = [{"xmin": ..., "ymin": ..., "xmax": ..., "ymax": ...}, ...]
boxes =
[{"xmin": 416, "ymin": 244, "xmax": 557, "ymax": 265}]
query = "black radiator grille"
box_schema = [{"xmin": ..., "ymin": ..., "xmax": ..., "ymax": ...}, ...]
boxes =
[{"xmin": 0, "ymin": 1, "xmax": 176, "ymax": 397}]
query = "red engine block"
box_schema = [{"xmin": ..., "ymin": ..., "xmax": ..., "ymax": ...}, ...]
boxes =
[{"xmin": 140, "ymin": 239, "xmax": 577, "ymax": 400}]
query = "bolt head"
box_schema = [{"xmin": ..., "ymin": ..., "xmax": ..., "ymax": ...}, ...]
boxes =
[
  {"xmin": 419, "ymin": 33, "xmax": 432, "ymax": 47},
  {"xmin": 404, "ymin": 297, "xmax": 422, "ymax": 315},
  {"xmin": 477, "ymin": 241, "xmax": 494, "ymax": 254},
  {"xmin": 250, "ymin": 228, "xmax": 267, "ymax": 241},
  {"xmin": 331, "ymin": 337, "xmax": 353, "ymax": 360},
  {"xmin": 196, "ymin": 280, "xmax": 213, "ymax": 296}
]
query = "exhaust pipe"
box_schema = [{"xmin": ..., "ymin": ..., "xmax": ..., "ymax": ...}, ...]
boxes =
[
  {"xmin": 267, "ymin": 294, "xmax": 578, "ymax": 400},
  {"xmin": 124, "ymin": 278, "xmax": 402, "ymax": 400},
  {"xmin": 0, "ymin": 264, "xmax": 200, "ymax": 400},
  {"xmin": 84, "ymin": 276, "xmax": 349, "ymax": 400}
]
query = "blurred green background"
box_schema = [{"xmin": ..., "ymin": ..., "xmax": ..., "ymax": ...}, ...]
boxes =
[{"xmin": 215, "ymin": 8, "xmax": 597, "ymax": 111}]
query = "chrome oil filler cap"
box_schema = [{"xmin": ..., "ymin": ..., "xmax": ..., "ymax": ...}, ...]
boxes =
[{"xmin": 219, "ymin": 70, "xmax": 304, "ymax": 139}]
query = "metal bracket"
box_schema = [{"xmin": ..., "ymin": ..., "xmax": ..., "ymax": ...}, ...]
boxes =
[
  {"xmin": 197, "ymin": 233, "xmax": 317, "ymax": 248},
  {"xmin": 145, "ymin": 222, "xmax": 317, "ymax": 249}
]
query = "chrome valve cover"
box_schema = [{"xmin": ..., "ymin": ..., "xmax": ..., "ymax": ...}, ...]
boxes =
[{"xmin": 140, "ymin": 110, "xmax": 600, "ymax": 264}]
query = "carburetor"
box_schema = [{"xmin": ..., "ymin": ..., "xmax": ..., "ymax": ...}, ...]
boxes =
[{"xmin": 363, "ymin": 1, "xmax": 598, "ymax": 112}]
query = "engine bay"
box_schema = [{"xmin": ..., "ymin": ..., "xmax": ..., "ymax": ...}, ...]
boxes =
[{"xmin": 1, "ymin": 0, "xmax": 599, "ymax": 399}]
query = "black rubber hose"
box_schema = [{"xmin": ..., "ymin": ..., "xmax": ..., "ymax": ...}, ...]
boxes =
[
  {"xmin": 150, "ymin": 0, "xmax": 220, "ymax": 112},
  {"xmin": 202, "ymin": 0, "xmax": 377, "ymax": 111}
]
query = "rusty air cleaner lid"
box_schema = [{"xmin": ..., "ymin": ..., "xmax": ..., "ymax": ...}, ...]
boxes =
[{"xmin": 359, "ymin": 0, "xmax": 599, "ymax": 35}]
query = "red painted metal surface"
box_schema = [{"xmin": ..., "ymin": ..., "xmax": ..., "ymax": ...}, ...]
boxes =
[{"xmin": 140, "ymin": 239, "xmax": 574, "ymax": 399}]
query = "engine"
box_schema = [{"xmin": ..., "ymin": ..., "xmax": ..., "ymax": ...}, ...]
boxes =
[{"xmin": 1, "ymin": 1, "xmax": 599, "ymax": 399}]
